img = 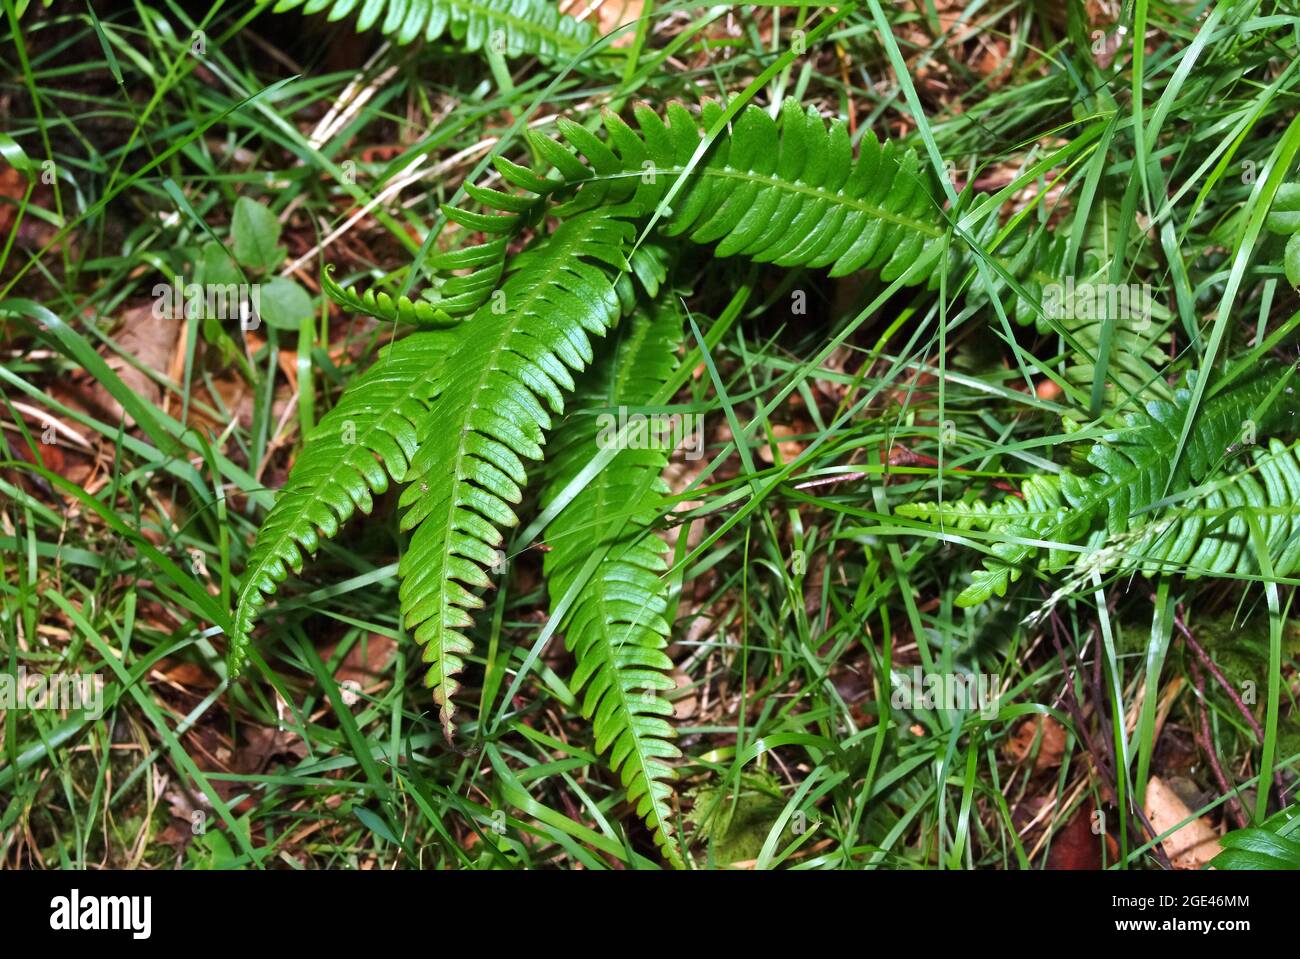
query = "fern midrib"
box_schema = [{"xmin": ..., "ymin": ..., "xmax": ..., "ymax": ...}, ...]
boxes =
[{"xmin": 693, "ymin": 166, "xmax": 942, "ymax": 237}]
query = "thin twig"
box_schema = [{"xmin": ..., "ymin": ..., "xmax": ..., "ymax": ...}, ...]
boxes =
[
  {"xmin": 1175, "ymin": 611, "xmax": 1263, "ymax": 739},
  {"xmin": 1174, "ymin": 608, "xmax": 1287, "ymax": 807},
  {"xmin": 1187, "ymin": 655, "xmax": 1250, "ymax": 830}
]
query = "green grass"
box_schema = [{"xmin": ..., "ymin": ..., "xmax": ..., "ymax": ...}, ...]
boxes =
[{"xmin": 2, "ymin": 0, "xmax": 1300, "ymax": 870}]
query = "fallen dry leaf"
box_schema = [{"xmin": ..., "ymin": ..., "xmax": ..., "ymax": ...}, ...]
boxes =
[
  {"xmin": 1046, "ymin": 800, "xmax": 1104, "ymax": 870},
  {"xmin": 92, "ymin": 303, "xmax": 182, "ymax": 427},
  {"xmin": 671, "ymin": 668, "xmax": 697, "ymax": 720},
  {"xmin": 1005, "ymin": 715, "xmax": 1067, "ymax": 771},
  {"xmin": 236, "ymin": 724, "xmax": 308, "ymax": 776},
  {"xmin": 0, "ymin": 163, "xmax": 23, "ymax": 237},
  {"xmin": 756, "ymin": 424, "xmax": 806, "ymax": 465},
  {"xmin": 329, "ymin": 632, "xmax": 398, "ymax": 686},
  {"xmin": 561, "ymin": 0, "xmax": 643, "ymax": 47},
  {"xmin": 1144, "ymin": 775, "xmax": 1223, "ymax": 869}
]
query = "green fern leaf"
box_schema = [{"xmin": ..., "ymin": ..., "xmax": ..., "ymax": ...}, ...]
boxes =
[
  {"xmin": 899, "ymin": 369, "xmax": 1297, "ymax": 605},
  {"xmin": 458, "ymin": 98, "xmax": 946, "ymax": 283},
  {"xmin": 235, "ymin": 99, "xmax": 954, "ymax": 862},
  {"xmin": 1124, "ymin": 436, "xmax": 1300, "ymax": 579},
  {"xmin": 395, "ymin": 207, "xmax": 636, "ymax": 737},
  {"xmin": 322, "ymin": 266, "xmax": 454, "ymax": 327},
  {"xmin": 321, "ymin": 235, "xmax": 514, "ymax": 326},
  {"xmin": 233, "ymin": 329, "xmax": 453, "ymax": 669},
  {"xmin": 970, "ymin": 202, "xmax": 1172, "ymax": 406},
  {"xmin": 542, "ymin": 300, "xmax": 685, "ymax": 865}
]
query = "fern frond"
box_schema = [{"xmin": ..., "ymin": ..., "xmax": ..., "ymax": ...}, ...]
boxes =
[
  {"xmin": 1123, "ymin": 437, "xmax": 1300, "ymax": 579},
  {"xmin": 235, "ymin": 97, "xmax": 956, "ymax": 861},
  {"xmin": 271, "ymin": 0, "xmax": 598, "ymax": 62},
  {"xmin": 321, "ymin": 237, "xmax": 511, "ymax": 326},
  {"xmin": 395, "ymin": 207, "xmax": 636, "ymax": 737},
  {"xmin": 542, "ymin": 300, "xmax": 685, "ymax": 865},
  {"xmin": 457, "ymin": 98, "xmax": 946, "ymax": 283},
  {"xmin": 968, "ymin": 202, "xmax": 1172, "ymax": 406},
  {"xmin": 899, "ymin": 369, "xmax": 1297, "ymax": 605},
  {"xmin": 323, "ymin": 266, "xmax": 453, "ymax": 327},
  {"xmin": 233, "ymin": 330, "xmax": 453, "ymax": 669},
  {"xmin": 1060, "ymin": 292, "xmax": 1169, "ymax": 405},
  {"xmin": 1058, "ymin": 200, "xmax": 1170, "ymax": 402}
]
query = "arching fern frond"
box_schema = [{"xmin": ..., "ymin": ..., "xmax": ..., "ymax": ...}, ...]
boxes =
[
  {"xmin": 1055, "ymin": 200, "xmax": 1170, "ymax": 404},
  {"xmin": 233, "ymin": 329, "xmax": 454, "ymax": 669},
  {"xmin": 541, "ymin": 300, "xmax": 685, "ymax": 866},
  {"xmin": 234, "ymin": 98, "xmax": 955, "ymax": 862},
  {"xmin": 271, "ymin": 0, "xmax": 598, "ymax": 63},
  {"xmin": 395, "ymin": 207, "xmax": 637, "ymax": 736},
  {"xmin": 899, "ymin": 368, "xmax": 1298, "ymax": 605},
  {"xmin": 458, "ymin": 98, "xmax": 947, "ymax": 283}
]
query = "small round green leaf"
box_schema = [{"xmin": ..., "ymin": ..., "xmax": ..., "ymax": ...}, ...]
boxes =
[
  {"xmin": 258, "ymin": 277, "xmax": 315, "ymax": 331},
  {"xmin": 1266, "ymin": 182, "xmax": 1300, "ymax": 235},
  {"xmin": 199, "ymin": 241, "xmax": 243, "ymax": 287}
]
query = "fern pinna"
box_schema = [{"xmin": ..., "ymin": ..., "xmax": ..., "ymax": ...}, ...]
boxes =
[
  {"xmin": 233, "ymin": 97, "xmax": 944, "ymax": 864},
  {"xmin": 898, "ymin": 368, "xmax": 1300, "ymax": 607}
]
